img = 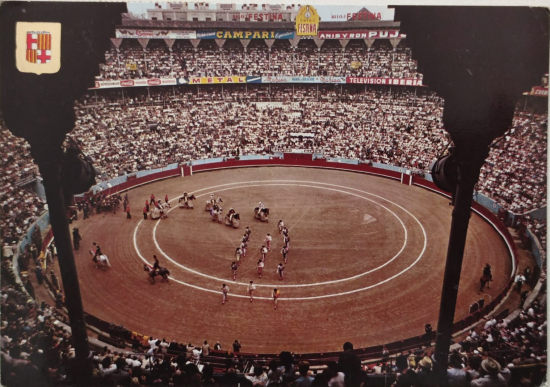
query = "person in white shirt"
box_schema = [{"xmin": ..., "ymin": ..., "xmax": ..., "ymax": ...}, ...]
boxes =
[
  {"xmin": 257, "ymin": 260, "xmax": 264, "ymax": 278},
  {"xmin": 264, "ymin": 233, "xmax": 272, "ymax": 251},
  {"xmin": 192, "ymin": 347, "xmax": 202, "ymax": 362},
  {"xmin": 247, "ymin": 281, "xmax": 256, "ymax": 302},
  {"xmin": 99, "ymin": 357, "xmax": 117, "ymax": 376},
  {"xmin": 326, "ymin": 361, "xmax": 345, "ymax": 387},
  {"xmin": 484, "ymin": 318, "xmax": 497, "ymax": 330},
  {"xmin": 159, "ymin": 339, "xmax": 169, "ymax": 354},
  {"xmin": 246, "ymin": 365, "xmax": 268, "ymax": 386},
  {"xmin": 277, "ymin": 220, "xmax": 285, "ymax": 234},
  {"xmin": 147, "ymin": 338, "xmax": 158, "ymax": 355},
  {"xmin": 126, "ymin": 356, "xmax": 141, "ymax": 368},
  {"xmin": 261, "ymin": 246, "xmax": 268, "ymax": 261},
  {"xmin": 220, "ymin": 284, "xmax": 230, "ymax": 305},
  {"xmin": 515, "ymin": 274, "xmax": 526, "ymax": 294},
  {"xmin": 141, "ymin": 355, "xmax": 153, "ymax": 370}
]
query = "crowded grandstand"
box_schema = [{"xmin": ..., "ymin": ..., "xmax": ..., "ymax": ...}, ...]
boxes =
[{"xmin": 0, "ymin": 3, "xmax": 547, "ymax": 387}]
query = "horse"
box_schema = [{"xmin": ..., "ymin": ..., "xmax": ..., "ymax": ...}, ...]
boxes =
[
  {"xmin": 150, "ymin": 207, "xmax": 161, "ymax": 220},
  {"xmin": 205, "ymin": 197, "xmax": 223, "ymax": 212},
  {"xmin": 216, "ymin": 210, "xmax": 223, "ymax": 223},
  {"xmin": 179, "ymin": 194, "xmax": 196, "ymax": 209},
  {"xmin": 225, "ymin": 213, "xmax": 240, "ymax": 228},
  {"xmin": 143, "ymin": 264, "xmax": 170, "ymax": 285},
  {"xmin": 97, "ymin": 254, "xmax": 111, "ymax": 271},
  {"xmin": 479, "ymin": 274, "xmax": 491, "ymax": 292},
  {"xmin": 254, "ymin": 207, "xmax": 269, "ymax": 222}
]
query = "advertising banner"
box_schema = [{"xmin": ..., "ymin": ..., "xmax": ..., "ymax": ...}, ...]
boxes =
[
  {"xmin": 330, "ymin": 11, "xmax": 382, "ymax": 21},
  {"xmin": 94, "ymin": 80, "xmax": 121, "ymax": 89},
  {"xmin": 187, "ymin": 76, "xmax": 247, "ymax": 84},
  {"xmin": 93, "ymin": 78, "xmax": 178, "ymax": 89},
  {"xmin": 120, "ymin": 79, "xmax": 145, "ymax": 87},
  {"xmin": 116, "ymin": 29, "xmax": 196, "ymax": 39},
  {"xmin": 529, "ymin": 86, "xmax": 548, "ymax": 96},
  {"xmin": 296, "ymin": 5, "xmax": 320, "ymax": 36},
  {"xmin": 261, "ymin": 76, "xmax": 346, "ymax": 83},
  {"xmin": 197, "ymin": 30, "xmax": 294, "ymax": 39},
  {"xmin": 93, "ymin": 76, "xmax": 424, "ymax": 89},
  {"xmin": 317, "ymin": 30, "xmax": 406, "ymax": 40},
  {"xmin": 346, "ymin": 77, "xmax": 423, "ymax": 86},
  {"xmin": 246, "ymin": 76, "xmax": 262, "ymax": 83},
  {"xmin": 14, "ymin": 175, "xmax": 37, "ymax": 188},
  {"xmin": 159, "ymin": 78, "xmax": 177, "ymax": 86},
  {"xmin": 232, "ymin": 12, "xmax": 284, "ymax": 22}
]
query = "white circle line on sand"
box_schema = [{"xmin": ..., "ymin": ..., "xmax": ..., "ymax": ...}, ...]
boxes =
[
  {"xmin": 149, "ymin": 183, "xmax": 409, "ymax": 288},
  {"xmin": 132, "ymin": 179, "xmax": 428, "ymax": 299},
  {"xmin": 133, "ymin": 215, "xmax": 428, "ymax": 301}
]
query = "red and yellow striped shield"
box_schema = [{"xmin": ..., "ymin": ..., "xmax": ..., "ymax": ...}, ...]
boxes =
[{"xmin": 26, "ymin": 32, "xmax": 52, "ymax": 64}]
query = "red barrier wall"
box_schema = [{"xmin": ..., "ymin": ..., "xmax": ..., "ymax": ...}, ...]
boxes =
[
  {"xmin": 191, "ymin": 158, "xmax": 402, "ymax": 180},
  {"xmin": 109, "ymin": 169, "xmax": 180, "ymax": 195},
  {"xmin": 41, "ymin": 228, "xmax": 54, "ymax": 252}
]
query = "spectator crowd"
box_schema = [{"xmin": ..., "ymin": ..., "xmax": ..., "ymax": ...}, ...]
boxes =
[
  {"xmin": 1, "ymin": 126, "xmax": 47, "ymax": 256},
  {"xmin": 1, "ymin": 276, "xmax": 546, "ymax": 387},
  {"xmin": 97, "ymin": 39, "xmax": 422, "ymax": 81},
  {"xmin": 73, "ymin": 85, "xmax": 547, "ymax": 214},
  {"xmin": 477, "ymin": 111, "xmax": 547, "ymax": 214},
  {"xmin": 74, "ymin": 86, "xmax": 447, "ymax": 180}
]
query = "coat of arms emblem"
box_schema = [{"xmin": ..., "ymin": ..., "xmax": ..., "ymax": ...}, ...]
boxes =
[
  {"xmin": 16, "ymin": 22, "xmax": 61, "ymax": 74},
  {"xmin": 26, "ymin": 32, "xmax": 52, "ymax": 64}
]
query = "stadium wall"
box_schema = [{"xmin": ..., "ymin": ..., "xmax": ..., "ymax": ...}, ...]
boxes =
[
  {"xmin": 526, "ymin": 228, "xmax": 544, "ymax": 267},
  {"xmin": 11, "ymin": 211, "xmax": 51, "ymax": 298},
  {"xmin": 14, "ymin": 155, "xmax": 536, "ymax": 360}
]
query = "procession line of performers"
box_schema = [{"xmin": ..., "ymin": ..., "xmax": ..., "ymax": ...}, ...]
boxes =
[
  {"xmin": 231, "ymin": 217, "xmax": 290, "ymax": 281},
  {"xmin": 140, "ymin": 192, "xmax": 292, "ymax": 308},
  {"xmin": 226, "ymin": 205, "xmax": 289, "ymax": 309},
  {"xmin": 220, "ymin": 283, "xmax": 280, "ymax": 309}
]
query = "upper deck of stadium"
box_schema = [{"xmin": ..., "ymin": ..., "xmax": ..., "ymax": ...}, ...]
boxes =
[{"xmin": 117, "ymin": 3, "xmax": 401, "ymax": 37}]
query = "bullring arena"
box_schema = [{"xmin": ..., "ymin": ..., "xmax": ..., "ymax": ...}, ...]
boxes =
[
  {"xmin": 71, "ymin": 164, "xmax": 512, "ymax": 354},
  {"xmin": 1, "ymin": 3, "xmax": 547, "ymax": 386}
]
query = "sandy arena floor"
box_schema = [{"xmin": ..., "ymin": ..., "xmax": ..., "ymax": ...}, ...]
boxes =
[{"xmin": 70, "ymin": 167, "xmax": 512, "ymax": 354}]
